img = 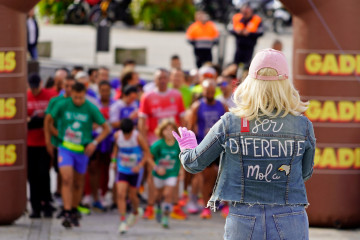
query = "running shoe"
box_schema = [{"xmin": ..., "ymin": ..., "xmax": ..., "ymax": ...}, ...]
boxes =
[
  {"xmin": 118, "ymin": 222, "xmax": 128, "ymax": 234},
  {"xmin": 92, "ymin": 201, "xmax": 106, "ymax": 212},
  {"xmin": 178, "ymin": 192, "xmax": 188, "ymax": 207},
  {"xmin": 62, "ymin": 213, "xmax": 72, "ymax": 229},
  {"xmin": 82, "ymin": 195, "xmax": 92, "ymax": 206},
  {"xmin": 127, "ymin": 208, "xmax": 144, "ymax": 227},
  {"xmin": 221, "ymin": 204, "xmax": 229, "ymax": 218},
  {"xmin": 186, "ymin": 200, "xmax": 200, "ymax": 214},
  {"xmin": 53, "ymin": 192, "xmax": 63, "ymax": 206},
  {"xmin": 197, "ymin": 198, "xmax": 205, "ymax": 207},
  {"xmin": 170, "ymin": 205, "xmax": 187, "ymax": 220},
  {"xmin": 200, "ymin": 208, "xmax": 212, "ymax": 219},
  {"xmin": 155, "ymin": 207, "xmax": 162, "ymax": 223},
  {"xmin": 77, "ymin": 205, "xmax": 91, "ymax": 215},
  {"xmin": 143, "ymin": 205, "xmax": 155, "ymax": 220},
  {"xmin": 71, "ymin": 211, "xmax": 80, "ymax": 227},
  {"xmin": 161, "ymin": 215, "xmax": 169, "ymax": 229}
]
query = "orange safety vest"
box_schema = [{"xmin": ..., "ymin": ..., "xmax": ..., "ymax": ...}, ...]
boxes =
[
  {"xmin": 186, "ymin": 21, "xmax": 219, "ymax": 48},
  {"xmin": 232, "ymin": 13, "xmax": 262, "ymax": 33}
]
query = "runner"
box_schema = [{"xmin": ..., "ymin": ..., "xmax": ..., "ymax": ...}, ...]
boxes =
[
  {"xmin": 109, "ymin": 85, "xmax": 140, "ymax": 210},
  {"xmin": 188, "ymin": 79, "xmax": 228, "ymax": 219},
  {"xmin": 74, "ymin": 71, "xmax": 99, "ymax": 107},
  {"xmin": 45, "ymin": 82, "xmax": 110, "ymax": 228},
  {"xmin": 110, "ymin": 85, "xmax": 139, "ymax": 129},
  {"xmin": 44, "ymin": 76, "xmax": 76, "ymax": 208},
  {"xmin": 112, "ymin": 118, "xmax": 149, "ymax": 234},
  {"xmin": 149, "ymin": 120, "xmax": 182, "ymax": 228},
  {"xmin": 138, "ymin": 69, "xmax": 186, "ymax": 220},
  {"xmin": 85, "ymin": 81, "xmax": 114, "ymax": 211}
]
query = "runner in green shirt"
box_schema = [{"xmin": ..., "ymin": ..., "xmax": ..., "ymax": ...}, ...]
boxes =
[
  {"xmin": 44, "ymin": 76, "xmax": 76, "ymax": 199},
  {"xmin": 45, "ymin": 82, "xmax": 110, "ymax": 229},
  {"xmin": 149, "ymin": 120, "xmax": 182, "ymax": 228},
  {"xmin": 49, "ymin": 96, "xmax": 106, "ymax": 152},
  {"xmin": 151, "ymin": 138, "xmax": 181, "ymax": 179}
]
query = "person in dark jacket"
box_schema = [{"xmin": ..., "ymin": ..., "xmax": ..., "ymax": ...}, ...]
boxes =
[{"xmin": 27, "ymin": 8, "xmax": 39, "ymax": 60}]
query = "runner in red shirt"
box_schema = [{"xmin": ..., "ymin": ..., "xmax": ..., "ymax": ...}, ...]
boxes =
[
  {"xmin": 139, "ymin": 69, "xmax": 185, "ymax": 145},
  {"xmin": 138, "ymin": 69, "xmax": 186, "ymax": 220},
  {"xmin": 27, "ymin": 73, "xmax": 57, "ymax": 218}
]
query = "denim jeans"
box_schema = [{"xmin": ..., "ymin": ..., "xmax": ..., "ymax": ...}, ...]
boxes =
[
  {"xmin": 224, "ymin": 204, "xmax": 309, "ymax": 240},
  {"xmin": 28, "ymin": 44, "xmax": 38, "ymax": 60}
]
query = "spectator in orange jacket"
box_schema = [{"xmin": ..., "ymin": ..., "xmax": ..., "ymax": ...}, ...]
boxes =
[
  {"xmin": 231, "ymin": 3, "xmax": 263, "ymax": 68},
  {"xmin": 186, "ymin": 11, "xmax": 219, "ymax": 68}
]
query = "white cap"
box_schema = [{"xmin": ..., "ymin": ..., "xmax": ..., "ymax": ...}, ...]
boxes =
[
  {"xmin": 198, "ymin": 66, "xmax": 216, "ymax": 78},
  {"xmin": 75, "ymin": 71, "xmax": 88, "ymax": 80}
]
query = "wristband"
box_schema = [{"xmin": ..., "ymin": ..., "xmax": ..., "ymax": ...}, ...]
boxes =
[
  {"xmin": 92, "ymin": 140, "xmax": 98, "ymax": 146},
  {"xmin": 111, "ymin": 158, "xmax": 117, "ymax": 163}
]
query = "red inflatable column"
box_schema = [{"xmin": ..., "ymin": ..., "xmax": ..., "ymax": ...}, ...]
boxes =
[
  {"xmin": 0, "ymin": 0, "xmax": 39, "ymax": 225},
  {"xmin": 281, "ymin": 0, "xmax": 360, "ymax": 228}
]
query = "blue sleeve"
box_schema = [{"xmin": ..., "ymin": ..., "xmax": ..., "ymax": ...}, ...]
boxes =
[
  {"xmin": 179, "ymin": 114, "xmax": 227, "ymax": 174},
  {"xmin": 302, "ymin": 119, "xmax": 316, "ymax": 181}
]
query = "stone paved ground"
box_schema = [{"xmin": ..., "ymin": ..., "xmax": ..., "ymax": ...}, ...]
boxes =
[{"xmin": 1, "ymin": 209, "xmax": 359, "ymax": 240}]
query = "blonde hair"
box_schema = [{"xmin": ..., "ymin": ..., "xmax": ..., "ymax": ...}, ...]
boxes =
[
  {"xmin": 230, "ymin": 68, "xmax": 308, "ymax": 120},
  {"xmin": 155, "ymin": 119, "xmax": 178, "ymax": 139}
]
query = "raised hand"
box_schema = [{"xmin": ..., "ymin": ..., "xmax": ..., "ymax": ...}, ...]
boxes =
[{"xmin": 172, "ymin": 127, "xmax": 198, "ymax": 151}]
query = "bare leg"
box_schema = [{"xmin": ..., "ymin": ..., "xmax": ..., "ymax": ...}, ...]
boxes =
[
  {"xmin": 128, "ymin": 186, "xmax": 139, "ymax": 213},
  {"xmin": 116, "ymin": 181, "xmax": 129, "ymax": 219},
  {"xmin": 56, "ymin": 174, "xmax": 62, "ymax": 195},
  {"xmin": 146, "ymin": 163, "xmax": 155, "ymax": 206},
  {"xmin": 60, "ymin": 166, "xmax": 74, "ymax": 211},
  {"xmin": 72, "ymin": 171, "xmax": 85, "ymax": 209}
]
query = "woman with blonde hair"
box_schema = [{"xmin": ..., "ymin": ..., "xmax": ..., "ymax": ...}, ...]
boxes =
[{"xmin": 173, "ymin": 49, "xmax": 316, "ymax": 240}]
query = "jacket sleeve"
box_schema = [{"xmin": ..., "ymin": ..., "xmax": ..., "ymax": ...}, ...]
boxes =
[
  {"xmin": 179, "ymin": 114, "xmax": 227, "ymax": 174},
  {"xmin": 302, "ymin": 119, "xmax": 316, "ymax": 181}
]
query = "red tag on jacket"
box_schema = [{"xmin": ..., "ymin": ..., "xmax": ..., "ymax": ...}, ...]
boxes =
[{"xmin": 241, "ymin": 118, "xmax": 250, "ymax": 132}]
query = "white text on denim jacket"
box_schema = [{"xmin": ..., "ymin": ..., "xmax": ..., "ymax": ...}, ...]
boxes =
[
  {"xmin": 229, "ymin": 138, "xmax": 305, "ymax": 158},
  {"xmin": 246, "ymin": 164, "xmax": 281, "ymax": 182},
  {"xmin": 252, "ymin": 119, "xmax": 284, "ymax": 134}
]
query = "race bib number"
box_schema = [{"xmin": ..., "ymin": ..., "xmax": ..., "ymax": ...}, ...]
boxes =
[
  {"xmin": 64, "ymin": 127, "xmax": 82, "ymax": 144},
  {"xmin": 159, "ymin": 157, "xmax": 175, "ymax": 170},
  {"xmin": 119, "ymin": 153, "xmax": 138, "ymax": 168}
]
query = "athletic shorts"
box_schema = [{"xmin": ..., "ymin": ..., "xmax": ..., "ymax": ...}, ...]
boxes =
[
  {"xmin": 58, "ymin": 147, "xmax": 89, "ymax": 174},
  {"xmin": 153, "ymin": 176, "xmax": 177, "ymax": 189},
  {"xmin": 117, "ymin": 172, "xmax": 139, "ymax": 187}
]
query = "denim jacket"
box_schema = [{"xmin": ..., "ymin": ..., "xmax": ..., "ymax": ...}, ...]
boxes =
[{"xmin": 179, "ymin": 112, "xmax": 316, "ymax": 211}]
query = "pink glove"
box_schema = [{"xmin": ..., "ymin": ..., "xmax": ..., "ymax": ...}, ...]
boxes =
[{"xmin": 172, "ymin": 127, "xmax": 198, "ymax": 151}]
